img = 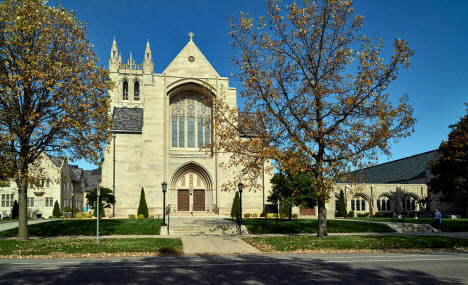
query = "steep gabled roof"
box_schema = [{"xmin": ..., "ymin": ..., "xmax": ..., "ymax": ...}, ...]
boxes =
[
  {"xmin": 349, "ymin": 150, "xmax": 440, "ymax": 183},
  {"xmin": 111, "ymin": 107, "xmax": 143, "ymax": 133},
  {"xmin": 163, "ymin": 38, "xmax": 220, "ymax": 78},
  {"xmin": 69, "ymin": 165, "xmax": 83, "ymax": 183},
  {"xmin": 84, "ymin": 169, "xmax": 101, "ymax": 192},
  {"xmin": 45, "ymin": 153, "xmax": 63, "ymax": 168}
]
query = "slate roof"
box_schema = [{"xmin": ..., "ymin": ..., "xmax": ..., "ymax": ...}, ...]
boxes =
[
  {"xmin": 238, "ymin": 112, "xmax": 265, "ymax": 138},
  {"xmin": 69, "ymin": 165, "xmax": 83, "ymax": 182},
  {"xmin": 111, "ymin": 107, "xmax": 143, "ymax": 133},
  {"xmin": 84, "ymin": 169, "xmax": 101, "ymax": 192},
  {"xmin": 348, "ymin": 150, "xmax": 440, "ymax": 183}
]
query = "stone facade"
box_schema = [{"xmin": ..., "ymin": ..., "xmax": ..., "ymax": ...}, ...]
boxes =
[
  {"xmin": 0, "ymin": 153, "xmax": 85, "ymax": 218},
  {"xmin": 330, "ymin": 183, "xmax": 428, "ymax": 217},
  {"xmin": 100, "ymin": 35, "xmax": 272, "ymax": 217}
]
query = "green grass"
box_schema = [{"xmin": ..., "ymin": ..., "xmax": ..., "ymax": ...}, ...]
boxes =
[
  {"xmin": 244, "ymin": 235, "xmax": 468, "ymax": 252},
  {"xmin": 237, "ymin": 218, "xmax": 394, "ymax": 234},
  {"xmin": 0, "ymin": 219, "xmax": 162, "ymax": 237},
  {"xmin": 350, "ymin": 217, "xmax": 468, "ymax": 232},
  {"xmin": 0, "ymin": 238, "xmax": 182, "ymax": 256}
]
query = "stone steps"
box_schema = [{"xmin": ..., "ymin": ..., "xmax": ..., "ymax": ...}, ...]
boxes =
[
  {"xmin": 169, "ymin": 224, "xmax": 240, "ymax": 235},
  {"xmin": 390, "ymin": 223, "xmax": 437, "ymax": 233}
]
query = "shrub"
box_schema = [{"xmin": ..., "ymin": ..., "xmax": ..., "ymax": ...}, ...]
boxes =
[
  {"xmin": 244, "ymin": 213, "xmax": 251, "ymax": 218},
  {"xmin": 85, "ymin": 213, "xmax": 93, "ymax": 218},
  {"xmin": 260, "ymin": 210, "xmax": 265, "ymax": 217},
  {"xmin": 138, "ymin": 214, "xmax": 144, "ymax": 219},
  {"xmin": 292, "ymin": 213, "xmax": 298, "ymax": 219},
  {"xmin": 52, "ymin": 201, "xmax": 61, "ymax": 218},
  {"xmin": 137, "ymin": 188, "xmax": 149, "ymax": 218},
  {"xmin": 93, "ymin": 199, "xmax": 105, "ymax": 218},
  {"xmin": 357, "ymin": 212, "xmax": 369, "ymax": 217},
  {"xmin": 231, "ymin": 191, "xmax": 241, "ymax": 219},
  {"xmin": 48, "ymin": 216, "xmax": 52, "ymax": 219},
  {"xmin": 59, "ymin": 216, "xmax": 64, "ymax": 218},
  {"xmin": 336, "ymin": 190, "xmax": 347, "ymax": 217},
  {"xmin": 63, "ymin": 206, "xmax": 72, "ymax": 213},
  {"xmin": 253, "ymin": 213, "xmax": 258, "ymax": 217},
  {"xmin": 281, "ymin": 205, "xmax": 291, "ymax": 218},
  {"xmin": 348, "ymin": 211, "xmax": 355, "ymax": 218},
  {"xmin": 149, "ymin": 215, "xmax": 154, "ymax": 219},
  {"xmin": 129, "ymin": 214, "xmax": 136, "ymax": 219},
  {"xmin": 266, "ymin": 213, "xmax": 278, "ymax": 218},
  {"xmin": 375, "ymin": 211, "xmax": 392, "ymax": 217},
  {"xmin": 11, "ymin": 200, "xmax": 19, "ymax": 219},
  {"xmin": 75, "ymin": 213, "xmax": 82, "ymax": 219}
]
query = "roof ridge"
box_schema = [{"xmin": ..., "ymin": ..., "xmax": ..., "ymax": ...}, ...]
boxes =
[{"xmin": 354, "ymin": 149, "xmax": 438, "ymax": 172}]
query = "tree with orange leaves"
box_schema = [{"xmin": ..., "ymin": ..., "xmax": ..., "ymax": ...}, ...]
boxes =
[
  {"xmin": 0, "ymin": 0, "xmax": 113, "ymax": 240},
  {"xmin": 212, "ymin": 0, "xmax": 415, "ymax": 237}
]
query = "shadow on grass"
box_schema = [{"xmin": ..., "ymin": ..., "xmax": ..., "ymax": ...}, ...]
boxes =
[
  {"xmin": 241, "ymin": 218, "xmax": 393, "ymax": 234},
  {"xmin": 0, "ymin": 253, "xmax": 465, "ymax": 285},
  {"xmin": 0, "ymin": 219, "xmax": 162, "ymax": 237}
]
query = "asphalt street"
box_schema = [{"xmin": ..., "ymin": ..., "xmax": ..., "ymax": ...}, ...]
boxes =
[{"xmin": 1, "ymin": 252, "xmax": 468, "ymax": 284}]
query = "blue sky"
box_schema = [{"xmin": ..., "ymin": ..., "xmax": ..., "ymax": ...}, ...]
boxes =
[{"xmin": 56, "ymin": 0, "xmax": 468, "ymax": 170}]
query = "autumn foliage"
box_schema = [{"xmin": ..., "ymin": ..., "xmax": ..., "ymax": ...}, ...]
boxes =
[
  {"xmin": 430, "ymin": 104, "xmax": 468, "ymax": 215},
  {"xmin": 0, "ymin": 0, "xmax": 113, "ymax": 239},
  {"xmin": 211, "ymin": 0, "xmax": 415, "ymax": 237}
]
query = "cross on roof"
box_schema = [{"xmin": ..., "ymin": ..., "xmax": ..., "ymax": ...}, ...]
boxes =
[{"xmin": 188, "ymin": 32, "xmax": 194, "ymax": 41}]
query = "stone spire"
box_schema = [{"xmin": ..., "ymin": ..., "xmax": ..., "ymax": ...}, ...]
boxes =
[
  {"xmin": 109, "ymin": 36, "xmax": 120, "ymax": 71},
  {"xmin": 143, "ymin": 39, "xmax": 154, "ymax": 74}
]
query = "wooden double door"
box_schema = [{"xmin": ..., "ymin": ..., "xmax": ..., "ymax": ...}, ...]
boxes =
[{"xmin": 177, "ymin": 189, "xmax": 205, "ymax": 211}]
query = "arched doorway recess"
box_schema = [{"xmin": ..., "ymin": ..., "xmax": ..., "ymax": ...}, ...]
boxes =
[{"xmin": 170, "ymin": 162, "xmax": 213, "ymax": 212}]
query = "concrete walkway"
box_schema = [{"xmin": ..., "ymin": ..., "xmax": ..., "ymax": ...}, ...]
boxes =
[
  {"xmin": 0, "ymin": 219, "xmax": 57, "ymax": 232},
  {"xmin": 181, "ymin": 235, "xmax": 261, "ymax": 255}
]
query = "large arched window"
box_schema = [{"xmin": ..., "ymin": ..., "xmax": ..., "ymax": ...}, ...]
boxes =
[
  {"xmin": 171, "ymin": 93, "xmax": 211, "ymax": 148},
  {"xmin": 377, "ymin": 196, "xmax": 391, "ymax": 211},
  {"xmin": 123, "ymin": 81, "xmax": 128, "ymax": 100},
  {"xmin": 134, "ymin": 81, "xmax": 139, "ymax": 101}
]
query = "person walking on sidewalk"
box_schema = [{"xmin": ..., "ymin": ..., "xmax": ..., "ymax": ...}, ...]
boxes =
[{"xmin": 433, "ymin": 208, "xmax": 442, "ymax": 232}]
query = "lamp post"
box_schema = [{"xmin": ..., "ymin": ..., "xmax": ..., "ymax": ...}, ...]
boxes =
[
  {"xmin": 162, "ymin": 182, "xmax": 167, "ymax": 226},
  {"xmin": 112, "ymin": 133, "xmax": 116, "ymax": 218},
  {"xmin": 238, "ymin": 182, "xmax": 243, "ymax": 225},
  {"xmin": 96, "ymin": 185, "xmax": 100, "ymax": 244},
  {"xmin": 71, "ymin": 190, "xmax": 75, "ymax": 218}
]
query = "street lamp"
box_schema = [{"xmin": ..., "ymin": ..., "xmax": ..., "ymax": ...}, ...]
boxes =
[
  {"xmin": 112, "ymin": 133, "xmax": 116, "ymax": 218},
  {"xmin": 238, "ymin": 182, "xmax": 243, "ymax": 225},
  {"xmin": 71, "ymin": 190, "xmax": 75, "ymax": 218},
  {"xmin": 162, "ymin": 182, "xmax": 167, "ymax": 226}
]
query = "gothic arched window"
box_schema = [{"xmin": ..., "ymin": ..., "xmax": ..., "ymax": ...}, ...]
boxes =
[
  {"xmin": 123, "ymin": 81, "xmax": 128, "ymax": 100},
  {"xmin": 171, "ymin": 93, "xmax": 211, "ymax": 148},
  {"xmin": 134, "ymin": 81, "xmax": 140, "ymax": 101}
]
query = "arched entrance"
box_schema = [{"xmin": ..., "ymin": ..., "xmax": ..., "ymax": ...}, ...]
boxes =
[{"xmin": 170, "ymin": 162, "xmax": 213, "ymax": 213}]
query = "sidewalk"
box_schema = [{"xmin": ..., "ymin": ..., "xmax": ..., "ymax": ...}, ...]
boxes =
[
  {"xmin": 0, "ymin": 219, "xmax": 57, "ymax": 232},
  {"xmin": 181, "ymin": 235, "xmax": 261, "ymax": 255}
]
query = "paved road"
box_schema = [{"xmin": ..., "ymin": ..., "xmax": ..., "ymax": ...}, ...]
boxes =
[{"xmin": 1, "ymin": 252, "xmax": 468, "ymax": 284}]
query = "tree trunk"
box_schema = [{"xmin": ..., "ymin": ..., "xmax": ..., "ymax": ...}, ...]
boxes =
[
  {"xmin": 317, "ymin": 199, "xmax": 328, "ymax": 238},
  {"xmin": 17, "ymin": 170, "xmax": 29, "ymax": 240}
]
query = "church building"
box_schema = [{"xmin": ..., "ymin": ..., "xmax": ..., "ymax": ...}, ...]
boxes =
[{"xmin": 100, "ymin": 33, "xmax": 272, "ymax": 217}]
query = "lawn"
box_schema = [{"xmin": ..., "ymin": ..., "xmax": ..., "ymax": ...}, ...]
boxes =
[
  {"xmin": 0, "ymin": 238, "xmax": 182, "ymax": 257},
  {"xmin": 350, "ymin": 217, "xmax": 468, "ymax": 232},
  {"xmin": 243, "ymin": 235, "xmax": 468, "ymax": 252},
  {"xmin": 238, "ymin": 218, "xmax": 394, "ymax": 234},
  {"xmin": 0, "ymin": 219, "xmax": 162, "ymax": 237}
]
